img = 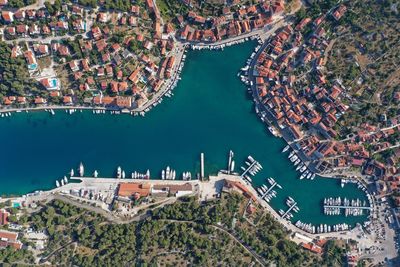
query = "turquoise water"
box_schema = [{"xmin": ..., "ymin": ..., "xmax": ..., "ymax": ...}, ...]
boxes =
[{"xmin": 0, "ymin": 41, "xmax": 368, "ymax": 225}]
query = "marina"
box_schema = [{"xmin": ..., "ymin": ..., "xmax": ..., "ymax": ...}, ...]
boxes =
[{"xmin": 0, "ymin": 41, "xmax": 369, "ymax": 227}]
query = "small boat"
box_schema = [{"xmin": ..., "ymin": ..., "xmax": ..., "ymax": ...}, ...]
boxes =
[
  {"xmin": 93, "ymin": 170, "xmax": 98, "ymax": 178},
  {"xmin": 56, "ymin": 180, "xmax": 60, "ymax": 187},
  {"xmin": 161, "ymin": 170, "xmax": 165, "ymax": 180},
  {"xmin": 310, "ymin": 174, "xmax": 315, "ymax": 180},
  {"xmin": 70, "ymin": 169, "xmax": 74, "ymax": 177},
  {"xmin": 282, "ymin": 145, "xmax": 290, "ymax": 153},
  {"xmin": 61, "ymin": 179, "xmax": 64, "ymax": 186},
  {"xmin": 294, "ymin": 159, "xmax": 301, "ymax": 166},
  {"xmin": 79, "ymin": 162, "xmax": 84, "ymax": 177},
  {"xmin": 307, "ymin": 173, "xmax": 312, "ymax": 179},
  {"xmin": 64, "ymin": 176, "xmax": 68, "ymax": 184},
  {"xmin": 300, "ymin": 172, "xmax": 307, "ymax": 180},
  {"xmin": 166, "ymin": 166, "xmax": 170, "ymax": 179},
  {"xmin": 122, "ymin": 170, "xmax": 126, "ymax": 179},
  {"xmin": 116, "ymin": 166, "xmax": 122, "ymax": 178},
  {"xmin": 145, "ymin": 169, "xmax": 150, "ymax": 179}
]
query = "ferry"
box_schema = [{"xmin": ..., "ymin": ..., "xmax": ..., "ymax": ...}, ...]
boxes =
[
  {"xmin": 116, "ymin": 166, "xmax": 122, "ymax": 178},
  {"xmin": 282, "ymin": 145, "xmax": 290, "ymax": 153},
  {"xmin": 93, "ymin": 170, "xmax": 98, "ymax": 178},
  {"xmin": 79, "ymin": 162, "xmax": 84, "ymax": 177}
]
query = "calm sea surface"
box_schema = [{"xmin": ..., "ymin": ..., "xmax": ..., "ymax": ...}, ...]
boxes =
[{"xmin": 0, "ymin": 41, "xmax": 368, "ymax": 225}]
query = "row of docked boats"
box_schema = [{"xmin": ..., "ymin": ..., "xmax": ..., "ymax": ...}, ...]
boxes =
[
  {"xmin": 55, "ymin": 176, "xmax": 69, "ymax": 187},
  {"xmin": 278, "ymin": 196, "xmax": 299, "ymax": 220},
  {"xmin": 295, "ymin": 220, "xmax": 351, "ymax": 234},
  {"xmin": 0, "ymin": 112, "xmax": 12, "ymax": 117},
  {"xmin": 191, "ymin": 37, "xmax": 253, "ymax": 51},
  {"xmin": 240, "ymin": 155, "xmax": 263, "ymax": 183},
  {"xmin": 92, "ymin": 109, "xmax": 106, "ymax": 114},
  {"xmin": 161, "ymin": 166, "xmax": 176, "ymax": 180},
  {"xmin": 256, "ymin": 177, "xmax": 282, "ymax": 203},
  {"xmin": 282, "ymin": 146, "xmax": 315, "ymax": 180},
  {"xmin": 323, "ymin": 197, "xmax": 369, "ymax": 217}
]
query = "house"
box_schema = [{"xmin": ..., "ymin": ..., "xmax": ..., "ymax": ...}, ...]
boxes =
[
  {"xmin": 34, "ymin": 97, "xmax": 47, "ymax": 105},
  {"xmin": 2, "ymin": 11, "xmax": 13, "ymax": 23},
  {"xmin": 40, "ymin": 78, "xmax": 60, "ymax": 90},
  {"xmin": 0, "ymin": 209, "xmax": 9, "ymax": 225},
  {"xmin": 69, "ymin": 60, "xmax": 80, "ymax": 72},
  {"xmin": 0, "ymin": 230, "xmax": 22, "ymax": 250},
  {"xmin": 117, "ymin": 183, "xmax": 150, "ymax": 199},
  {"xmin": 24, "ymin": 50, "xmax": 38, "ymax": 72}
]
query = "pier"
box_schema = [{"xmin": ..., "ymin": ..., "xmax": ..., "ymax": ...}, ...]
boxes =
[
  {"xmin": 240, "ymin": 160, "xmax": 257, "ymax": 178},
  {"xmin": 323, "ymin": 205, "xmax": 371, "ymax": 210},
  {"xmin": 282, "ymin": 200, "xmax": 298, "ymax": 219},
  {"xmin": 261, "ymin": 181, "xmax": 279, "ymax": 200},
  {"xmin": 200, "ymin": 153, "xmax": 205, "ymax": 179}
]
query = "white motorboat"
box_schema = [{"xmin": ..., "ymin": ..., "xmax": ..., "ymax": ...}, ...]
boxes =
[
  {"xmin": 116, "ymin": 166, "xmax": 122, "ymax": 178},
  {"xmin": 79, "ymin": 162, "xmax": 84, "ymax": 177},
  {"xmin": 282, "ymin": 145, "xmax": 290, "ymax": 153}
]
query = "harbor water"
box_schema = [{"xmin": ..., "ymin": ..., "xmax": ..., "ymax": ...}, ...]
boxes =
[{"xmin": 0, "ymin": 41, "xmax": 368, "ymax": 226}]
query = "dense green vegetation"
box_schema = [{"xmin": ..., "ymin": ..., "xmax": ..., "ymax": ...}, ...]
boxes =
[
  {"xmin": 0, "ymin": 42, "xmax": 41, "ymax": 99},
  {"xmin": 6, "ymin": 0, "xmax": 35, "ymax": 8},
  {"xmin": 14, "ymin": 192, "xmax": 347, "ymax": 266}
]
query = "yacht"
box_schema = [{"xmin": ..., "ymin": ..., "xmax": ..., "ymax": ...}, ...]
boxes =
[
  {"xmin": 122, "ymin": 170, "xmax": 126, "ymax": 179},
  {"xmin": 70, "ymin": 169, "xmax": 74, "ymax": 177},
  {"xmin": 79, "ymin": 162, "xmax": 84, "ymax": 177},
  {"xmin": 93, "ymin": 170, "xmax": 98, "ymax": 178},
  {"xmin": 294, "ymin": 159, "xmax": 301, "ymax": 166},
  {"xmin": 288, "ymin": 151, "xmax": 295, "ymax": 158},
  {"xmin": 296, "ymin": 162, "xmax": 304, "ymax": 171},
  {"xmin": 310, "ymin": 174, "xmax": 316, "ymax": 180},
  {"xmin": 161, "ymin": 170, "xmax": 165, "ymax": 180},
  {"xmin": 300, "ymin": 165, "xmax": 307, "ymax": 173},
  {"xmin": 166, "ymin": 166, "xmax": 170, "ymax": 179},
  {"xmin": 56, "ymin": 180, "xmax": 60, "ymax": 187},
  {"xmin": 145, "ymin": 169, "xmax": 150, "ymax": 179},
  {"xmin": 64, "ymin": 176, "xmax": 68, "ymax": 184},
  {"xmin": 307, "ymin": 172, "xmax": 312, "ymax": 179},
  {"xmin": 300, "ymin": 172, "xmax": 307, "ymax": 180}
]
